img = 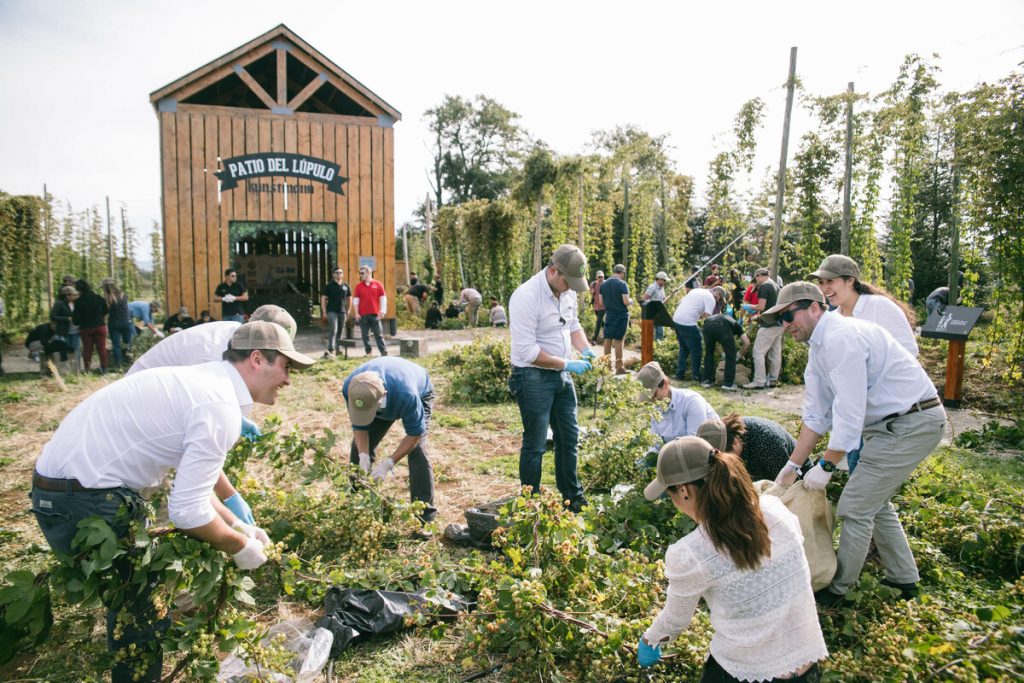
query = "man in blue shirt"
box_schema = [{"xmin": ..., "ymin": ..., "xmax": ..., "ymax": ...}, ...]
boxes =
[
  {"xmin": 342, "ymin": 357, "xmax": 436, "ymax": 522},
  {"xmin": 599, "ymin": 263, "xmax": 631, "ymax": 374}
]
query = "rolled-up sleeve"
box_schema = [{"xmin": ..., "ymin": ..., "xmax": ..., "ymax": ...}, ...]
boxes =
[
  {"xmin": 168, "ymin": 401, "xmax": 239, "ymax": 529},
  {"xmin": 644, "ymin": 542, "xmax": 704, "ymax": 645},
  {"xmin": 509, "ymin": 287, "xmax": 541, "ymax": 366}
]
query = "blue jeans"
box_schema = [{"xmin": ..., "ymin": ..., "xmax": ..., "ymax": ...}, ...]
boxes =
[
  {"xmin": 108, "ymin": 320, "xmax": 135, "ymax": 366},
  {"xmin": 674, "ymin": 323, "xmax": 702, "ymax": 380},
  {"xmin": 509, "ymin": 367, "xmax": 584, "ymax": 504},
  {"xmin": 326, "ymin": 311, "xmax": 347, "ymax": 352},
  {"xmin": 224, "ymin": 313, "xmax": 245, "ymax": 323},
  {"xmin": 31, "ymin": 480, "xmax": 167, "ymax": 682},
  {"xmin": 654, "ymin": 325, "xmax": 665, "ymax": 341}
]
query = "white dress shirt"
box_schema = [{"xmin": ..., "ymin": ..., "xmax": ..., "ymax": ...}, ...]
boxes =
[
  {"xmin": 852, "ymin": 294, "xmax": 918, "ymax": 357},
  {"xmin": 803, "ymin": 311, "xmax": 937, "ymax": 453},
  {"xmin": 644, "ymin": 496, "xmax": 827, "ymax": 681},
  {"xmin": 673, "ymin": 289, "xmax": 715, "ymax": 326},
  {"xmin": 127, "ymin": 321, "xmax": 240, "ymax": 375},
  {"xmin": 36, "ymin": 361, "xmax": 253, "ymax": 530},
  {"xmin": 650, "ymin": 388, "xmax": 720, "ymax": 451},
  {"xmin": 509, "ymin": 269, "xmax": 582, "ymax": 368}
]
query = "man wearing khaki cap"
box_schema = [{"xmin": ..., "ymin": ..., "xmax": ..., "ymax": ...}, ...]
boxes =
[
  {"xmin": 742, "ymin": 267, "xmax": 783, "ymax": 389},
  {"xmin": 341, "ymin": 356, "xmax": 436, "ymax": 522},
  {"xmin": 636, "ymin": 361, "xmax": 718, "ymax": 456},
  {"xmin": 768, "ymin": 281, "xmax": 945, "ymax": 606},
  {"xmin": 30, "ymin": 320, "xmax": 313, "ymax": 680},
  {"xmin": 509, "ymin": 244, "xmax": 595, "ymax": 512},
  {"xmin": 126, "ymin": 305, "xmax": 300, "ymax": 524}
]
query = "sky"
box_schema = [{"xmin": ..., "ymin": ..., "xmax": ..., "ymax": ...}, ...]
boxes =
[{"xmin": 1, "ymin": 0, "xmax": 1021, "ymax": 267}]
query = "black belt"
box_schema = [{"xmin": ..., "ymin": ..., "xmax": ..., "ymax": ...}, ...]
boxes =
[
  {"xmin": 884, "ymin": 397, "xmax": 941, "ymax": 422},
  {"xmin": 32, "ymin": 472, "xmax": 117, "ymax": 494}
]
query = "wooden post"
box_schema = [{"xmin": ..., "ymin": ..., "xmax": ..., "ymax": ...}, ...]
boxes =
[
  {"xmin": 424, "ymin": 194, "xmax": 437, "ymax": 275},
  {"xmin": 532, "ymin": 197, "xmax": 543, "ymax": 273},
  {"xmin": 120, "ymin": 204, "xmax": 129, "ymax": 286},
  {"xmin": 105, "ymin": 195, "xmax": 115, "ymax": 277},
  {"xmin": 659, "ymin": 176, "xmax": 668, "ymax": 267},
  {"xmin": 944, "ymin": 339, "xmax": 966, "ymax": 407},
  {"xmin": 622, "ymin": 175, "xmax": 630, "ymax": 269},
  {"xmin": 43, "ymin": 183, "xmax": 53, "ymax": 308},
  {"xmin": 577, "ymin": 173, "xmax": 585, "ymax": 249},
  {"xmin": 841, "ymin": 81, "xmax": 854, "ymax": 256},
  {"xmin": 641, "ymin": 319, "xmax": 654, "ymax": 365},
  {"xmin": 769, "ymin": 47, "xmax": 798, "ymax": 278},
  {"xmin": 402, "ymin": 220, "xmax": 410, "ymax": 285},
  {"xmin": 948, "ymin": 154, "xmax": 961, "ymax": 302}
]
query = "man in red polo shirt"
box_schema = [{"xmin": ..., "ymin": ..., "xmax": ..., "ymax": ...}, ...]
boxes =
[{"xmin": 353, "ymin": 264, "xmax": 388, "ymax": 356}]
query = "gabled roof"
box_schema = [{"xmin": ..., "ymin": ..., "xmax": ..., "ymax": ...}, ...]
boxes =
[{"xmin": 149, "ymin": 24, "xmax": 401, "ymax": 121}]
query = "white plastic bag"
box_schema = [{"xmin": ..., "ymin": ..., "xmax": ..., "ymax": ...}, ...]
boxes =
[{"xmin": 218, "ymin": 617, "xmax": 334, "ymax": 682}]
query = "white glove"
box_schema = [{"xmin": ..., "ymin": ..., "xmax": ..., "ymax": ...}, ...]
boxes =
[
  {"xmin": 371, "ymin": 458, "xmax": 395, "ymax": 481},
  {"xmin": 232, "ymin": 536, "xmax": 268, "ymax": 570},
  {"xmin": 358, "ymin": 452, "xmax": 371, "ymax": 473},
  {"xmin": 803, "ymin": 463, "xmax": 834, "ymax": 490},
  {"xmin": 154, "ymin": 330, "xmax": 165, "ymax": 339},
  {"xmin": 233, "ymin": 519, "xmax": 271, "ymax": 547},
  {"xmin": 774, "ymin": 460, "xmax": 802, "ymax": 487},
  {"xmin": 222, "ymin": 294, "xmax": 236, "ymax": 303}
]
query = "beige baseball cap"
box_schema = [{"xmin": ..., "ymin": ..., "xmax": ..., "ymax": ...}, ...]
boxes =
[
  {"xmin": 346, "ymin": 372, "xmax": 386, "ymax": 427},
  {"xmin": 550, "ymin": 244, "xmax": 589, "ymax": 293},
  {"xmin": 655, "ymin": 271, "xmax": 669, "ymax": 281},
  {"xmin": 250, "ymin": 304, "xmax": 298, "ymax": 339},
  {"xmin": 636, "ymin": 361, "xmax": 667, "ymax": 400},
  {"xmin": 229, "ymin": 321, "xmax": 315, "ymax": 369},
  {"xmin": 760, "ymin": 281, "xmax": 827, "ymax": 325},
  {"xmin": 697, "ymin": 418, "xmax": 728, "ymax": 451},
  {"xmin": 809, "ymin": 254, "xmax": 860, "ymax": 280},
  {"xmin": 644, "ymin": 436, "xmax": 718, "ymax": 500}
]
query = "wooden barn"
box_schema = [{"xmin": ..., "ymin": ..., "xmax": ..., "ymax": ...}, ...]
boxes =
[{"xmin": 149, "ymin": 24, "xmax": 400, "ymax": 326}]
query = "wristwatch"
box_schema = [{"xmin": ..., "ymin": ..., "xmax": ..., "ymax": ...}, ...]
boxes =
[{"xmin": 819, "ymin": 460, "xmax": 836, "ymax": 473}]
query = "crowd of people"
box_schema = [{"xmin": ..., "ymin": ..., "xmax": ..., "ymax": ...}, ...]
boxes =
[{"xmin": 24, "ymin": 243, "xmax": 948, "ymax": 682}]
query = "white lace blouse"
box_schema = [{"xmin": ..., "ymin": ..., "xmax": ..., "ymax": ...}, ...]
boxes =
[{"xmin": 643, "ymin": 496, "xmax": 828, "ymax": 681}]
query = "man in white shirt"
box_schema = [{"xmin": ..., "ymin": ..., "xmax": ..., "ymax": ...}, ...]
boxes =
[
  {"xmin": 671, "ymin": 283, "xmax": 715, "ymax": 382},
  {"xmin": 769, "ymin": 282, "xmax": 944, "ymax": 606},
  {"xmin": 30, "ymin": 321, "xmax": 315, "ymax": 680},
  {"xmin": 636, "ymin": 361, "xmax": 719, "ymax": 455},
  {"xmin": 509, "ymin": 244, "xmax": 595, "ymax": 512},
  {"xmin": 459, "ymin": 287, "xmax": 483, "ymax": 326},
  {"xmin": 126, "ymin": 305, "xmax": 298, "ymax": 525}
]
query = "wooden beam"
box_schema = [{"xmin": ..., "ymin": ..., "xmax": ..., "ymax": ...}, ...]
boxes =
[
  {"xmin": 286, "ymin": 45, "xmax": 385, "ymax": 116},
  {"xmin": 234, "ymin": 64, "xmax": 276, "ymax": 110},
  {"xmin": 156, "ymin": 43, "xmax": 276, "ymax": 106},
  {"xmin": 175, "ymin": 103, "xmax": 378, "ymax": 127},
  {"xmin": 276, "ymin": 48, "xmax": 287, "ymax": 105},
  {"xmin": 288, "ymin": 73, "xmax": 327, "ymax": 110}
]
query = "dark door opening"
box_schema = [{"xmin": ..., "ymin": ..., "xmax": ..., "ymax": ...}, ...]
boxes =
[{"xmin": 229, "ymin": 221, "xmax": 337, "ymax": 327}]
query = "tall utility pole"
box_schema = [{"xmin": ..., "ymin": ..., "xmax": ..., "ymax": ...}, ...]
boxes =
[
  {"xmin": 659, "ymin": 176, "xmax": 668, "ymax": 267},
  {"xmin": 622, "ymin": 175, "xmax": 631, "ymax": 268},
  {"xmin": 577, "ymin": 173, "xmax": 585, "ymax": 249},
  {"xmin": 948, "ymin": 153, "xmax": 961, "ymax": 302},
  {"xmin": 424, "ymin": 193, "xmax": 437, "ymax": 275},
  {"xmin": 401, "ymin": 221, "xmax": 411, "ymax": 285},
  {"xmin": 769, "ymin": 47, "xmax": 798, "ymax": 278},
  {"xmin": 120, "ymin": 205, "xmax": 129, "ymax": 286},
  {"xmin": 841, "ymin": 82, "xmax": 855, "ymax": 256},
  {"xmin": 105, "ymin": 196, "xmax": 114, "ymax": 276},
  {"xmin": 43, "ymin": 184, "xmax": 53, "ymax": 307}
]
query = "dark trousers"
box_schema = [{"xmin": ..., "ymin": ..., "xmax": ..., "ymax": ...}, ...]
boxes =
[
  {"xmin": 509, "ymin": 367, "xmax": 585, "ymax": 505},
  {"xmin": 701, "ymin": 654, "xmax": 821, "ymax": 683},
  {"xmin": 673, "ymin": 323, "xmax": 702, "ymax": 380},
  {"xmin": 30, "ymin": 482, "xmax": 167, "ymax": 682},
  {"xmin": 349, "ymin": 391, "xmax": 436, "ymax": 521},
  {"xmin": 326, "ymin": 311, "xmax": 347, "ymax": 352},
  {"xmin": 593, "ymin": 309, "xmax": 605, "ymax": 341},
  {"xmin": 359, "ymin": 314, "xmax": 387, "ymax": 355},
  {"xmin": 108, "ymin": 320, "xmax": 135, "ymax": 366},
  {"xmin": 702, "ymin": 319, "xmax": 737, "ymax": 385}
]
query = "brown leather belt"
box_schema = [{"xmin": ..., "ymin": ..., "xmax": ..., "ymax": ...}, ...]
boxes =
[
  {"xmin": 884, "ymin": 397, "xmax": 941, "ymax": 422},
  {"xmin": 32, "ymin": 472, "xmax": 110, "ymax": 493}
]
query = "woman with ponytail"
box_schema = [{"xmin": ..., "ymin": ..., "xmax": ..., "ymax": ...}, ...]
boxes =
[{"xmin": 638, "ymin": 435, "xmax": 827, "ymax": 681}]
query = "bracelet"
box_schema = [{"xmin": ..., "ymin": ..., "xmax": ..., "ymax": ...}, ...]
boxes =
[{"xmin": 784, "ymin": 461, "xmax": 802, "ymax": 472}]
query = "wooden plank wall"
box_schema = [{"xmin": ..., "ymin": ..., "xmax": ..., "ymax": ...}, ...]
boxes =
[{"xmin": 158, "ymin": 109, "xmax": 395, "ymax": 321}]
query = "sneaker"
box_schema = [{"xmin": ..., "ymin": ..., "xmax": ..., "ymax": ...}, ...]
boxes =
[
  {"xmin": 721, "ymin": 384, "xmax": 738, "ymax": 392},
  {"xmin": 814, "ymin": 588, "xmax": 847, "ymax": 607},
  {"xmin": 742, "ymin": 381, "xmax": 767, "ymax": 390},
  {"xmin": 566, "ymin": 497, "xmax": 588, "ymax": 514},
  {"xmin": 700, "ymin": 380, "xmax": 714, "ymax": 388},
  {"xmin": 880, "ymin": 578, "xmax": 920, "ymax": 600},
  {"xmin": 322, "ymin": 350, "xmax": 335, "ymax": 359}
]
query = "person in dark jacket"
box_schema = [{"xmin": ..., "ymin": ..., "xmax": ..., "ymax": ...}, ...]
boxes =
[
  {"xmin": 103, "ymin": 279, "xmax": 133, "ymax": 367},
  {"xmin": 50, "ymin": 285, "xmax": 80, "ymax": 354},
  {"xmin": 72, "ymin": 279, "xmax": 109, "ymax": 372},
  {"xmin": 425, "ymin": 301, "xmax": 443, "ymax": 329},
  {"xmin": 433, "ymin": 275, "xmax": 444, "ymax": 307}
]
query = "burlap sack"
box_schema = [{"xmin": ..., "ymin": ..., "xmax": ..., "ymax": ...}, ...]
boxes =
[{"xmin": 755, "ymin": 480, "xmax": 837, "ymax": 591}]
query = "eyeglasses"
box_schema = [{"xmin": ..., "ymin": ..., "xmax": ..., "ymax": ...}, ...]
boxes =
[{"xmin": 780, "ymin": 301, "xmax": 814, "ymax": 324}]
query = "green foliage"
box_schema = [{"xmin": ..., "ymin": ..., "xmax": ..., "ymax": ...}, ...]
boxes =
[
  {"xmin": 435, "ymin": 337, "xmax": 513, "ymax": 404},
  {"xmin": 953, "ymin": 419, "xmax": 1024, "ymax": 451},
  {"xmin": 0, "ymin": 193, "xmax": 48, "ymax": 332}
]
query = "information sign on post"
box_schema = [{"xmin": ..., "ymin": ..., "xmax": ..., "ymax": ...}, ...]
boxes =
[
  {"xmin": 640, "ymin": 301, "xmax": 676, "ymax": 365},
  {"xmin": 920, "ymin": 305, "xmax": 984, "ymax": 408}
]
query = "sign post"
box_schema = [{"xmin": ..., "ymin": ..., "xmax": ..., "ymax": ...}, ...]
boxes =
[
  {"xmin": 640, "ymin": 301, "xmax": 675, "ymax": 366},
  {"xmin": 920, "ymin": 305, "xmax": 984, "ymax": 408}
]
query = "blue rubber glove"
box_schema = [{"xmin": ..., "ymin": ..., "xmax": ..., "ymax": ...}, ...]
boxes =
[
  {"xmin": 637, "ymin": 639, "xmax": 661, "ymax": 667},
  {"xmin": 564, "ymin": 359, "xmax": 592, "ymax": 375},
  {"xmin": 223, "ymin": 492, "xmax": 255, "ymax": 525},
  {"xmin": 581, "ymin": 348, "xmax": 597, "ymax": 361},
  {"xmin": 240, "ymin": 417, "xmax": 262, "ymax": 442},
  {"xmin": 741, "ymin": 303, "xmax": 756, "ymax": 314}
]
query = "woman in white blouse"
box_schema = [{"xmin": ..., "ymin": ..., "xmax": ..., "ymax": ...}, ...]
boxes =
[
  {"xmin": 809, "ymin": 254, "xmax": 918, "ymax": 357},
  {"xmin": 638, "ymin": 435, "xmax": 827, "ymax": 681}
]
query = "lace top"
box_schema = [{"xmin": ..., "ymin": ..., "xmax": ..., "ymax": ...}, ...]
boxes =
[{"xmin": 644, "ymin": 496, "xmax": 828, "ymax": 681}]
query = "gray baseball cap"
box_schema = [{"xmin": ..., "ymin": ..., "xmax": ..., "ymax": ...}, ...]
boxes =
[
  {"xmin": 250, "ymin": 304, "xmax": 298, "ymax": 340},
  {"xmin": 551, "ymin": 244, "xmax": 589, "ymax": 292},
  {"xmin": 809, "ymin": 254, "xmax": 860, "ymax": 280},
  {"xmin": 760, "ymin": 281, "xmax": 827, "ymax": 325},
  {"xmin": 697, "ymin": 418, "xmax": 728, "ymax": 451},
  {"xmin": 229, "ymin": 321, "xmax": 316, "ymax": 369},
  {"xmin": 644, "ymin": 436, "xmax": 718, "ymax": 500},
  {"xmin": 636, "ymin": 361, "xmax": 667, "ymax": 399}
]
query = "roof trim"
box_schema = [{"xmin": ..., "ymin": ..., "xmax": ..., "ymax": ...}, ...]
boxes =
[{"xmin": 148, "ymin": 24, "xmax": 401, "ymax": 121}]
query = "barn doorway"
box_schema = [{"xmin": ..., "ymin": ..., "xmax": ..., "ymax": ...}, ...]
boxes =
[{"xmin": 228, "ymin": 221, "xmax": 337, "ymax": 327}]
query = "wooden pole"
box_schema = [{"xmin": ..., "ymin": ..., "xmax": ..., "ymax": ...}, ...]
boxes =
[
  {"xmin": 659, "ymin": 176, "xmax": 668, "ymax": 266},
  {"xmin": 120, "ymin": 204, "xmax": 128, "ymax": 286},
  {"xmin": 948, "ymin": 155, "xmax": 961, "ymax": 302},
  {"xmin": 944, "ymin": 339, "xmax": 966, "ymax": 407},
  {"xmin": 641, "ymin": 319, "xmax": 654, "ymax": 365},
  {"xmin": 770, "ymin": 47, "xmax": 798, "ymax": 279},
  {"xmin": 105, "ymin": 195, "xmax": 114, "ymax": 277},
  {"xmin": 402, "ymin": 221, "xmax": 411, "ymax": 285},
  {"xmin": 622, "ymin": 174, "xmax": 630, "ymax": 268},
  {"xmin": 841, "ymin": 81, "xmax": 854, "ymax": 256},
  {"xmin": 577, "ymin": 173, "xmax": 585, "ymax": 250},
  {"xmin": 532, "ymin": 197, "xmax": 543, "ymax": 273},
  {"xmin": 43, "ymin": 184, "xmax": 53, "ymax": 308},
  {"xmin": 424, "ymin": 194, "xmax": 437, "ymax": 275}
]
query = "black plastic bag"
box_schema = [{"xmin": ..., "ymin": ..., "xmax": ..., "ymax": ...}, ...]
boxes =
[{"xmin": 316, "ymin": 588, "xmax": 468, "ymax": 658}]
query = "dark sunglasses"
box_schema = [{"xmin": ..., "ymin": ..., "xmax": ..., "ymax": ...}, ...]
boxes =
[{"xmin": 780, "ymin": 301, "xmax": 814, "ymax": 323}]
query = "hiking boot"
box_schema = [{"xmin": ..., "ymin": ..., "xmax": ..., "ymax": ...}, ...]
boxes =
[
  {"xmin": 742, "ymin": 381, "xmax": 767, "ymax": 390},
  {"xmin": 814, "ymin": 588, "xmax": 847, "ymax": 607},
  {"xmin": 721, "ymin": 384, "xmax": 738, "ymax": 392},
  {"xmin": 880, "ymin": 578, "xmax": 920, "ymax": 600},
  {"xmin": 566, "ymin": 497, "xmax": 589, "ymax": 514},
  {"xmin": 323, "ymin": 350, "xmax": 335, "ymax": 359},
  {"xmin": 700, "ymin": 380, "xmax": 714, "ymax": 388}
]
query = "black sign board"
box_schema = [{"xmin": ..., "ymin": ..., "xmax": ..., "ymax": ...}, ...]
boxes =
[
  {"xmin": 215, "ymin": 153, "xmax": 348, "ymax": 194},
  {"xmin": 920, "ymin": 305, "xmax": 984, "ymax": 341},
  {"xmin": 641, "ymin": 300, "xmax": 675, "ymax": 326}
]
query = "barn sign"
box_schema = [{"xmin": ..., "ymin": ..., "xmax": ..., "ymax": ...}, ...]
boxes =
[{"xmin": 216, "ymin": 152, "xmax": 348, "ymax": 194}]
